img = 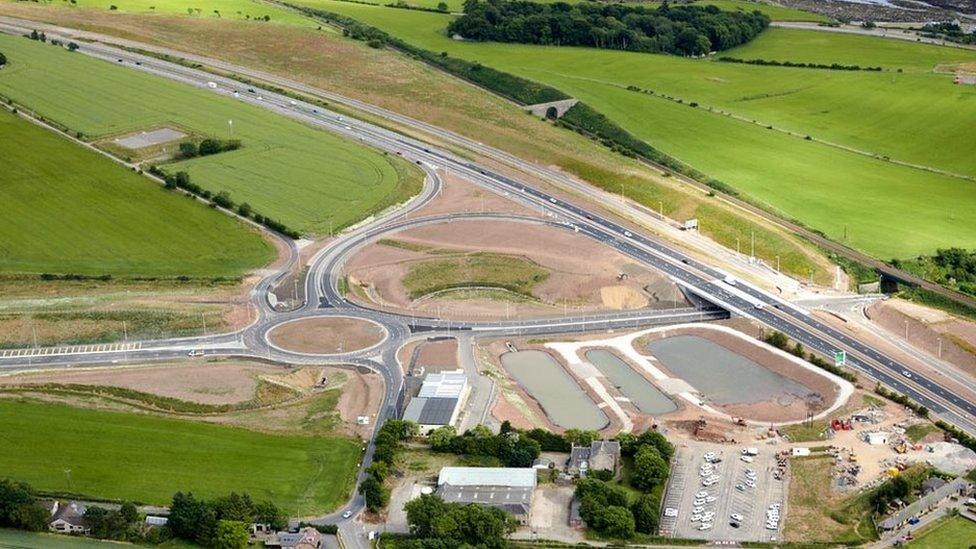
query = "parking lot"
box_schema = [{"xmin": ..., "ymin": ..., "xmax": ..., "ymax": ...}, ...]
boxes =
[{"xmin": 659, "ymin": 442, "xmax": 788, "ymax": 543}]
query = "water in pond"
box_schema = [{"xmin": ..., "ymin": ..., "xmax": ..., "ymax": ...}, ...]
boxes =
[
  {"xmin": 646, "ymin": 335, "xmax": 813, "ymax": 405},
  {"xmin": 500, "ymin": 350, "xmax": 608, "ymax": 430},
  {"xmin": 585, "ymin": 349, "xmax": 677, "ymax": 415}
]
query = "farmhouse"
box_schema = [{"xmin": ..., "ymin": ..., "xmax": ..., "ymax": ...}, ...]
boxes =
[
  {"xmin": 568, "ymin": 440, "xmax": 621, "ymax": 477},
  {"xmin": 403, "ymin": 370, "xmax": 468, "ymax": 433},
  {"xmin": 436, "ymin": 466, "xmax": 537, "ymax": 524},
  {"xmin": 48, "ymin": 501, "xmax": 89, "ymax": 535}
]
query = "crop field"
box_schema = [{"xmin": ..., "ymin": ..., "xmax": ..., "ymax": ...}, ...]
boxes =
[
  {"xmin": 0, "ymin": 110, "xmax": 272, "ymax": 277},
  {"xmin": 32, "ymin": 0, "xmax": 314, "ymax": 25},
  {"xmin": 0, "ymin": 398, "xmax": 360, "ymax": 514},
  {"xmin": 293, "ymin": 0, "xmax": 976, "ymax": 259},
  {"xmin": 0, "ymin": 33, "xmax": 418, "ymax": 235}
]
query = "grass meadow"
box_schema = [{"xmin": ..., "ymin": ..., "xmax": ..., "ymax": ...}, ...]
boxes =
[
  {"xmin": 0, "ymin": 110, "xmax": 273, "ymax": 277},
  {"xmin": 0, "ymin": 398, "xmax": 360, "ymax": 514},
  {"xmin": 0, "ymin": 33, "xmax": 418, "ymax": 235},
  {"xmin": 32, "ymin": 0, "xmax": 314, "ymax": 25},
  {"xmin": 906, "ymin": 515, "xmax": 976, "ymax": 549},
  {"xmin": 294, "ymin": 0, "xmax": 976, "ymax": 259}
]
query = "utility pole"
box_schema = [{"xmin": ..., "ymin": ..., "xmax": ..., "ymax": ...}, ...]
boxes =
[
  {"xmin": 228, "ymin": 119, "xmax": 234, "ymax": 138},
  {"xmin": 751, "ymin": 230, "xmax": 755, "ymax": 259},
  {"xmin": 938, "ymin": 337, "xmax": 943, "ymax": 359}
]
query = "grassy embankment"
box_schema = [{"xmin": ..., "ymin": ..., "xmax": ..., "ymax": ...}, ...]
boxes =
[
  {"xmin": 0, "ymin": 0, "xmax": 839, "ymax": 286},
  {"xmin": 292, "ymin": 1, "xmax": 976, "ymax": 261},
  {"xmin": 401, "ymin": 252, "xmax": 550, "ymax": 300}
]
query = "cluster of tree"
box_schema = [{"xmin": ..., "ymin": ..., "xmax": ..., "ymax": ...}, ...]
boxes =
[
  {"xmin": 427, "ymin": 424, "xmax": 541, "ymax": 467},
  {"xmin": 875, "ymin": 383, "xmax": 929, "ymax": 418},
  {"xmin": 151, "ymin": 167, "xmax": 300, "ymax": 239},
  {"xmin": 0, "ymin": 479, "xmax": 51, "ymax": 532},
  {"xmin": 360, "ymin": 419, "xmax": 417, "ymax": 511},
  {"xmin": 168, "ymin": 492, "xmax": 286, "ymax": 548},
  {"xmin": 573, "ymin": 431, "xmax": 673, "ymax": 539},
  {"xmin": 26, "ymin": 29, "xmax": 47, "ymax": 42},
  {"xmin": 895, "ymin": 248, "xmax": 976, "ymax": 299},
  {"xmin": 717, "ymin": 56, "xmax": 882, "ymax": 71},
  {"xmin": 764, "ymin": 330, "xmax": 858, "ymax": 383},
  {"xmin": 386, "ymin": 1, "xmax": 451, "ymax": 13},
  {"xmin": 448, "ymin": 0, "xmax": 770, "ymax": 56},
  {"xmin": 403, "ymin": 494, "xmax": 516, "ymax": 548},
  {"xmin": 868, "ymin": 466, "xmax": 932, "ymax": 514},
  {"xmin": 83, "ymin": 502, "xmax": 168, "ymax": 544},
  {"xmin": 178, "ymin": 138, "xmax": 242, "ymax": 159},
  {"xmin": 919, "ymin": 22, "xmax": 976, "ymax": 44}
]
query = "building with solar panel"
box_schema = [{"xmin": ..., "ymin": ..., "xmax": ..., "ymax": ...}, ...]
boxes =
[
  {"xmin": 436, "ymin": 466, "xmax": 537, "ymax": 524},
  {"xmin": 402, "ymin": 369, "xmax": 469, "ymax": 433}
]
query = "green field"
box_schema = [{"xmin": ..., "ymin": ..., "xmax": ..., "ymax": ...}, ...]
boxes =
[
  {"xmin": 33, "ymin": 0, "xmax": 314, "ymax": 25},
  {"xmin": 0, "ymin": 33, "xmax": 418, "ymax": 235},
  {"xmin": 295, "ymin": 0, "xmax": 976, "ymax": 259},
  {"xmin": 0, "ymin": 110, "xmax": 273, "ymax": 277},
  {"xmin": 906, "ymin": 515, "xmax": 976, "ymax": 549},
  {"xmin": 0, "ymin": 398, "xmax": 360, "ymax": 514},
  {"xmin": 347, "ymin": 0, "xmax": 825, "ymax": 21},
  {"xmin": 0, "ymin": 528, "xmax": 148, "ymax": 548}
]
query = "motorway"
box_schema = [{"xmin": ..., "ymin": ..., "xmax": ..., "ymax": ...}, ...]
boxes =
[{"xmin": 1, "ymin": 19, "xmax": 975, "ymax": 545}]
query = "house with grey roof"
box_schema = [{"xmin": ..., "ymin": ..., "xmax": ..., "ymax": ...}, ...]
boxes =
[
  {"xmin": 436, "ymin": 466, "xmax": 537, "ymax": 523},
  {"xmin": 264, "ymin": 526, "xmax": 322, "ymax": 548},
  {"xmin": 568, "ymin": 440, "xmax": 621, "ymax": 477},
  {"xmin": 48, "ymin": 501, "xmax": 89, "ymax": 535}
]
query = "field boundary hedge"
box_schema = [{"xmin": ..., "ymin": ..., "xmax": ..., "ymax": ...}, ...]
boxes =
[{"xmin": 282, "ymin": 1, "xmax": 741, "ymax": 195}]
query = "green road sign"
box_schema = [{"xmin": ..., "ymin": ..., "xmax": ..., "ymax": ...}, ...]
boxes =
[{"xmin": 834, "ymin": 350, "xmax": 847, "ymax": 366}]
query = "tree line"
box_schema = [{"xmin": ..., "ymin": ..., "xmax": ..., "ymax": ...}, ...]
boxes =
[
  {"xmin": 447, "ymin": 0, "xmax": 770, "ymax": 56},
  {"xmin": 0, "ymin": 478, "xmax": 284, "ymax": 548},
  {"xmin": 150, "ymin": 167, "xmax": 301, "ymax": 239},
  {"xmin": 360, "ymin": 419, "xmax": 417, "ymax": 512},
  {"xmin": 717, "ymin": 56, "xmax": 883, "ymax": 71}
]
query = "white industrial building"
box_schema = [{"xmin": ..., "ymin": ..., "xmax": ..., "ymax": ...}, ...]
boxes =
[
  {"xmin": 436, "ymin": 467, "xmax": 537, "ymax": 523},
  {"xmin": 402, "ymin": 370, "xmax": 469, "ymax": 433}
]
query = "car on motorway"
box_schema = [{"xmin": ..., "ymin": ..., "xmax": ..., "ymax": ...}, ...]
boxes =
[
  {"xmin": 247, "ymin": 88, "xmax": 256, "ymax": 93},
  {"xmin": 723, "ymin": 275, "xmax": 737, "ymax": 286},
  {"xmin": 902, "ymin": 370, "xmax": 913, "ymax": 378},
  {"xmin": 754, "ymin": 302, "xmax": 765, "ymax": 310},
  {"xmin": 624, "ymin": 230, "xmax": 633, "ymax": 237},
  {"xmin": 187, "ymin": 350, "xmax": 204, "ymax": 357}
]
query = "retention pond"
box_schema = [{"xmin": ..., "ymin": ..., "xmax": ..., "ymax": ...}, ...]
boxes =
[
  {"xmin": 585, "ymin": 349, "xmax": 677, "ymax": 415},
  {"xmin": 500, "ymin": 350, "xmax": 608, "ymax": 430},
  {"xmin": 645, "ymin": 335, "xmax": 814, "ymax": 405}
]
